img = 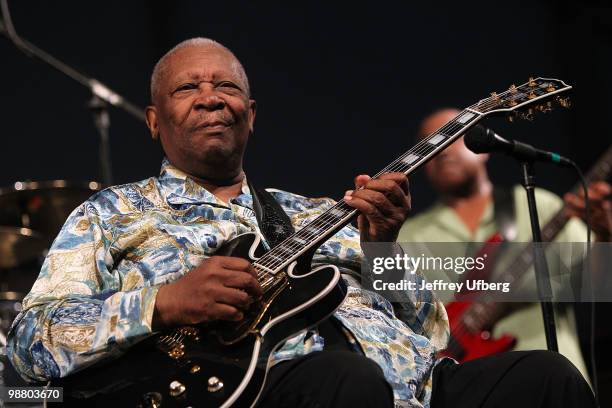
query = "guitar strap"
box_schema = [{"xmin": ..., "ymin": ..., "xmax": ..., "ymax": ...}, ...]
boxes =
[
  {"xmin": 248, "ymin": 181, "xmax": 354, "ymax": 351},
  {"xmin": 248, "ymin": 180, "xmax": 295, "ymax": 248}
]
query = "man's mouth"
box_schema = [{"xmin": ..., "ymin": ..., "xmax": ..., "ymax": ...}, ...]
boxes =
[
  {"xmin": 193, "ymin": 119, "xmax": 233, "ymax": 133},
  {"xmin": 197, "ymin": 120, "xmax": 229, "ymax": 129}
]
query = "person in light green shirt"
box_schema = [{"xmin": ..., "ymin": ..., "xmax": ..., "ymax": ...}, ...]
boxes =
[{"xmin": 397, "ymin": 108, "xmax": 590, "ymax": 380}]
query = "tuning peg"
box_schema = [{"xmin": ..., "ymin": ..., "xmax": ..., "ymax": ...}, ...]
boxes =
[
  {"xmin": 536, "ymin": 104, "xmax": 551, "ymax": 113},
  {"xmin": 546, "ymin": 83, "xmax": 556, "ymax": 92},
  {"xmin": 527, "ymin": 91, "xmax": 537, "ymax": 100},
  {"xmin": 507, "ymin": 112, "xmax": 517, "ymax": 123},
  {"xmin": 509, "ymin": 84, "xmax": 518, "ymax": 93},
  {"xmin": 487, "ymin": 92, "xmax": 501, "ymax": 108},
  {"xmin": 528, "ymin": 77, "xmax": 537, "ymax": 87},
  {"xmin": 555, "ymin": 96, "xmax": 571, "ymax": 108},
  {"xmin": 520, "ymin": 108, "xmax": 535, "ymax": 121}
]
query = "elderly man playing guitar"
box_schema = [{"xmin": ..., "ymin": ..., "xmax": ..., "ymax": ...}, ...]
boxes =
[{"xmin": 7, "ymin": 38, "xmax": 595, "ymax": 408}]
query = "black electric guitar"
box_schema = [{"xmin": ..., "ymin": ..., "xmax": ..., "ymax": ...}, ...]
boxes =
[{"xmin": 55, "ymin": 78, "xmax": 572, "ymax": 407}]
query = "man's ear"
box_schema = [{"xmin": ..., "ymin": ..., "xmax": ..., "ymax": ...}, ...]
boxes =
[
  {"xmin": 248, "ymin": 99, "xmax": 257, "ymax": 134},
  {"xmin": 145, "ymin": 106, "xmax": 159, "ymax": 140}
]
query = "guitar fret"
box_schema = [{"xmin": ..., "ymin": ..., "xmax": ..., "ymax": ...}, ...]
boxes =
[
  {"xmin": 329, "ymin": 208, "xmax": 348, "ymax": 219},
  {"xmin": 256, "ymin": 80, "xmax": 575, "ymax": 279},
  {"xmin": 428, "ymin": 134, "xmax": 446, "ymax": 145},
  {"xmin": 401, "ymin": 153, "xmax": 420, "ymax": 166},
  {"xmin": 417, "ymin": 143, "xmax": 436, "ymax": 156},
  {"xmin": 456, "ymin": 111, "xmax": 476, "ymax": 124},
  {"xmin": 273, "ymin": 245, "xmax": 292, "ymax": 255},
  {"xmin": 292, "ymin": 236, "xmax": 308, "ymax": 245},
  {"xmin": 266, "ymin": 254, "xmax": 283, "ymax": 262}
]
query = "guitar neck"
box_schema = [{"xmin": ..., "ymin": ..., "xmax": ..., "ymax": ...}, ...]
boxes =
[
  {"xmin": 541, "ymin": 145, "xmax": 612, "ymax": 240},
  {"xmin": 504, "ymin": 144, "xmax": 612, "ymax": 283},
  {"xmin": 252, "ymin": 77, "xmax": 573, "ymax": 276},
  {"xmin": 459, "ymin": 144, "xmax": 612, "ymax": 332},
  {"xmin": 254, "ymin": 108, "xmax": 484, "ymax": 274}
]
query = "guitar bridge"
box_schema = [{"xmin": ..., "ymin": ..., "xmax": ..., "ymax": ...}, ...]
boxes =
[{"xmin": 157, "ymin": 326, "xmax": 201, "ymax": 359}]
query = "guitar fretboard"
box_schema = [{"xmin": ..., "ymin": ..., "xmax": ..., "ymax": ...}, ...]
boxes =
[
  {"xmin": 253, "ymin": 108, "xmax": 483, "ymax": 275},
  {"xmin": 252, "ymin": 77, "xmax": 573, "ymax": 278}
]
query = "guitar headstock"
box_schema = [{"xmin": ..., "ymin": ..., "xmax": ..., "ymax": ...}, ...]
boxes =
[{"xmin": 473, "ymin": 77, "xmax": 572, "ymax": 122}]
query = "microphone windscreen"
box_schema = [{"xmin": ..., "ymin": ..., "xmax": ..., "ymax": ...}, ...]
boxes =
[{"xmin": 464, "ymin": 124, "xmax": 494, "ymax": 154}]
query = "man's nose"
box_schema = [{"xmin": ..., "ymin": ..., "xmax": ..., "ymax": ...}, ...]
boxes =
[{"xmin": 193, "ymin": 89, "xmax": 226, "ymax": 111}]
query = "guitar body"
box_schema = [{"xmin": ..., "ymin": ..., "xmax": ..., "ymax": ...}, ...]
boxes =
[
  {"xmin": 438, "ymin": 233, "xmax": 515, "ymax": 362},
  {"xmin": 441, "ymin": 301, "xmax": 516, "ymax": 362},
  {"xmin": 57, "ymin": 232, "xmax": 347, "ymax": 407}
]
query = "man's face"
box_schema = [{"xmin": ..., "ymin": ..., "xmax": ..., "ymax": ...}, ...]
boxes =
[
  {"xmin": 146, "ymin": 45, "xmax": 256, "ymax": 179},
  {"xmin": 421, "ymin": 110, "xmax": 487, "ymax": 195}
]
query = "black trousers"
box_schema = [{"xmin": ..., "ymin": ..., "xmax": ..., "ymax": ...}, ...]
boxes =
[
  {"xmin": 431, "ymin": 350, "xmax": 596, "ymax": 408},
  {"xmin": 258, "ymin": 349, "xmax": 596, "ymax": 408}
]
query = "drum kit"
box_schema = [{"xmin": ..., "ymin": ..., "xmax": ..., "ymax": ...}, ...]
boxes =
[{"xmin": 0, "ymin": 179, "xmax": 101, "ymax": 386}]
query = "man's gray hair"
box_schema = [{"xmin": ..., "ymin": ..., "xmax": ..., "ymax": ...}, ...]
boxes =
[{"xmin": 150, "ymin": 37, "xmax": 250, "ymax": 102}]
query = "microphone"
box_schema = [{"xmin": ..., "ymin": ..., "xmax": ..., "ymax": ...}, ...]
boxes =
[{"xmin": 464, "ymin": 124, "xmax": 574, "ymax": 167}]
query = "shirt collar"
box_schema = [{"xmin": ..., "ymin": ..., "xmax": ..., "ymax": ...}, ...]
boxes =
[
  {"xmin": 157, "ymin": 158, "xmax": 251, "ymax": 207},
  {"xmin": 430, "ymin": 199, "xmax": 495, "ymax": 241}
]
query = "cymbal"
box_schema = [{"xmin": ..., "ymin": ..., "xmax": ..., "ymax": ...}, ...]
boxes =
[
  {"xmin": 0, "ymin": 180, "xmax": 102, "ymax": 239},
  {"xmin": 0, "ymin": 227, "xmax": 47, "ymax": 270}
]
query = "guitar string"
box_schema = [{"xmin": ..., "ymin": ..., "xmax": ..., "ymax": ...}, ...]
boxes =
[
  {"xmin": 254, "ymin": 82, "xmax": 558, "ymax": 285},
  {"xmin": 254, "ymin": 108, "xmax": 482, "ymax": 273},
  {"xmin": 448, "ymin": 158, "xmax": 610, "ymax": 352},
  {"xmin": 254, "ymin": 89, "xmax": 534, "ymax": 283},
  {"xmin": 257, "ymin": 104, "xmax": 556, "ymax": 293},
  {"xmin": 255, "ymin": 116, "xmax": 497, "ymax": 283},
  {"xmin": 254, "ymin": 105, "xmax": 490, "ymax": 276},
  {"xmin": 438, "ymin": 155, "xmax": 599, "ymax": 355},
  {"xmin": 254, "ymin": 114, "xmax": 483, "ymax": 292},
  {"xmin": 256, "ymin": 79, "xmax": 561, "ymax": 274},
  {"xmin": 263, "ymin": 84, "xmax": 568, "ymax": 351}
]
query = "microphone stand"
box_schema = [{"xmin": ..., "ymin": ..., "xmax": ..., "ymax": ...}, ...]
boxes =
[
  {"xmin": 520, "ymin": 161, "xmax": 559, "ymax": 352},
  {"xmin": 0, "ymin": 0, "xmax": 145, "ymax": 186}
]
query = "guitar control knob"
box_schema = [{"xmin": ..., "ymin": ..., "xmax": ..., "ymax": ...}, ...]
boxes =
[
  {"xmin": 139, "ymin": 392, "xmax": 162, "ymax": 408},
  {"xmin": 169, "ymin": 380, "xmax": 186, "ymax": 398},
  {"xmin": 208, "ymin": 376, "xmax": 224, "ymax": 393}
]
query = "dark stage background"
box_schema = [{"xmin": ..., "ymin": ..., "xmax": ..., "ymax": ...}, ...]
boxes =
[
  {"xmin": 1, "ymin": 0, "xmax": 611, "ymax": 400},
  {"xmin": 2, "ymin": 1, "xmax": 610, "ymax": 209}
]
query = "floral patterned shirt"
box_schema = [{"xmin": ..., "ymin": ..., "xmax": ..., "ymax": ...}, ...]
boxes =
[{"xmin": 7, "ymin": 159, "xmax": 449, "ymax": 407}]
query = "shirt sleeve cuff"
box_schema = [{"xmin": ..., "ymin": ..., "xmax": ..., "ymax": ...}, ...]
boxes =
[{"xmin": 97, "ymin": 284, "xmax": 162, "ymax": 348}]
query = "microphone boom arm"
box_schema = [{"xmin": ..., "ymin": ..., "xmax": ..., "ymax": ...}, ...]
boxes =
[{"xmin": 0, "ymin": 0, "xmax": 145, "ymax": 122}]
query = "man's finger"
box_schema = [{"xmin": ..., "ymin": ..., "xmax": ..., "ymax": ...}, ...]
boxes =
[
  {"xmin": 360, "ymin": 178, "xmax": 409, "ymax": 208},
  {"xmin": 215, "ymin": 286, "xmax": 253, "ymax": 310},
  {"xmin": 592, "ymin": 181, "xmax": 612, "ymax": 197},
  {"xmin": 347, "ymin": 189, "xmax": 395, "ymax": 217},
  {"xmin": 212, "ymin": 304, "xmax": 244, "ymax": 322},
  {"xmin": 354, "ymin": 174, "xmax": 372, "ymax": 189},
  {"xmin": 223, "ymin": 271, "xmax": 263, "ymax": 298},
  {"xmin": 218, "ymin": 256, "xmax": 256, "ymax": 274},
  {"xmin": 378, "ymin": 172, "xmax": 410, "ymax": 195},
  {"xmin": 344, "ymin": 193, "xmax": 387, "ymax": 220},
  {"xmin": 564, "ymin": 193, "xmax": 585, "ymax": 210}
]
